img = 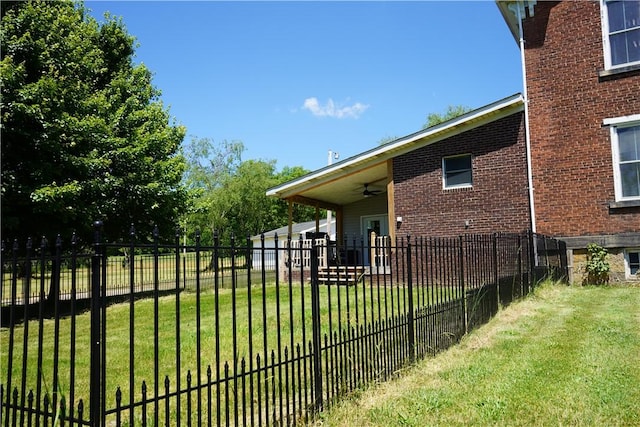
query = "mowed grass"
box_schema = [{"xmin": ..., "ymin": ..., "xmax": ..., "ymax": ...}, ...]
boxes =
[
  {"xmin": 2, "ymin": 284, "xmax": 315, "ymax": 407},
  {"xmin": 1, "ymin": 277, "xmax": 434, "ymax": 415},
  {"xmin": 320, "ymin": 283, "xmax": 640, "ymax": 426}
]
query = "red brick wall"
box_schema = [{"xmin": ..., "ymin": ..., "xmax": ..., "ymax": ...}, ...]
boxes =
[
  {"xmin": 523, "ymin": 1, "xmax": 640, "ymax": 237},
  {"xmin": 393, "ymin": 112, "xmax": 531, "ymax": 237}
]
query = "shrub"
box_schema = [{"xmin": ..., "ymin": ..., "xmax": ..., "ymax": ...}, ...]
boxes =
[{"xmin": 583, "ymin": 243, "xmax": 610, "ymax": 285}]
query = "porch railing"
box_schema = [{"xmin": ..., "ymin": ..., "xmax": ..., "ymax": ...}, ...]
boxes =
[
  {"xmin": 282, "ymin": 233, "xmax": 392, "ymax": 271},
  {"xmin": 282, "ymin": 237, "xmax": 330, "ymax": 269},
  {"xmin": 370, "ymin": 232, "xmax": 391, "ymax": 270}
]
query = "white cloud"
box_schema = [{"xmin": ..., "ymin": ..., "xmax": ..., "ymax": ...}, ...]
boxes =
[{"xmin": 302, "ymin": 97, "xmax": 369, "ymax": 119}]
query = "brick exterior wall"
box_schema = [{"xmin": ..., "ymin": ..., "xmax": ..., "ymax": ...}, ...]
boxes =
[
  {"xmin": 392, "ymin": 112, "xmax": 531, "ymax": 237},
  {"xmin": 522, "ymin": 1, "xmax": 640, "ymax": 237}
]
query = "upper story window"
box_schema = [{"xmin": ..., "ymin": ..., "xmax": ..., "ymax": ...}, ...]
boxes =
[
  {"xmin": 443, "ymin": 154, "xmax": 472, "ymax": 189},
  {"xmin": 602, "ymin": 0, "xmax": 640, "ymax": 69},
  {"xmin": 606, "ymin": 115, "xmax": 640, "ymax": 201}
]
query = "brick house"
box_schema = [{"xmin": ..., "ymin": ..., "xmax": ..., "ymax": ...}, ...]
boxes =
[
  {"xmin": 498, "ymin": 0, "xmax": 640, "ymax": 282},
  {"xmin": 267, "ymin": 0, "xmax": 639, "ymax": 282},
  {"xmin": 267, "ymin": 95, "xmax": 533, "ymax": 266}
]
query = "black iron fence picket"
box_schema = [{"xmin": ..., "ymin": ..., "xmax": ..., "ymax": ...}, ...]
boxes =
[{"xmin": 1, "ymin": 227, "xmax": 566, "ymax": 426}]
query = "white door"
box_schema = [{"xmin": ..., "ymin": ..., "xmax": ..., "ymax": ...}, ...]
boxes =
[{"xmin": 361, "ymin": 214, "xmax": 389, "ymax": 265}]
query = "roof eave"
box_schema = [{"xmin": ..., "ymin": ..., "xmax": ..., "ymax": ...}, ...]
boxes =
[
  {"xmin": 496, "ymin": 1, "xmax": 521, "ymax": 44},
  {"xmin": 496, "ymin": 0, "xmax": 537, "ymax": 46}
]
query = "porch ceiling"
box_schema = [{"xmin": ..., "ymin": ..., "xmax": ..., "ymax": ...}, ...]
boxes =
[{"xmin": 285, "ymin": 161, "xmax": 389, "ymax": 208}]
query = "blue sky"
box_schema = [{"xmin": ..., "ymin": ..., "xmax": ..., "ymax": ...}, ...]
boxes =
[{"xmin": 87, "ymin": 1, "xmax": 523, "ymax": 172}]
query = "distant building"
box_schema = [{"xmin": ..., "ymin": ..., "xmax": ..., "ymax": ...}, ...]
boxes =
[{"xmin": 250, "ymin": 219, "xmax": 336, "ymax": 270}]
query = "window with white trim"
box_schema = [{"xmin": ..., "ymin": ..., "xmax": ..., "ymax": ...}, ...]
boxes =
[
  {"xmin": 608, "ymin": 118, "xmax": 640, "ymax": 201},
  {"xmin": 601, "ymin": 0, "xmax": 640, "ymax": 69},
  {"xmin": 624, "ymin": 249, "xmax": 639, "ymax": 278},
  {"xmin": 443, "ymin": 154, "xmax": 472, "ymax": 189}
]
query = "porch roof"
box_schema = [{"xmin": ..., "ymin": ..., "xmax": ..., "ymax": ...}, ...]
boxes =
[{"xmin": 266, "ymin": 93, "xmax": 524, "ymax": 209}]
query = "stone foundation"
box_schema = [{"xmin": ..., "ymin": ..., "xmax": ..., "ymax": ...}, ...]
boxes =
[{"xmin": 570, "ymin": 248, "xmax": 638, "ymax": 285}]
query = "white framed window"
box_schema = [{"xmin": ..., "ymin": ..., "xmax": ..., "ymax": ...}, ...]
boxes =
[
  {"xmin": 606, "ymin": 115, "xmax": 640, "ymax": 201},
  {"xmin": 443, "ymin": 154, "xmax": 472, "ymax": 189},
  {"xmin": 624, "ymin": 249, "xmax": 640, "ymax": 278},
  {"xmin": 601, "ymin": 0, "xmax": 640, "ymax": 69}
]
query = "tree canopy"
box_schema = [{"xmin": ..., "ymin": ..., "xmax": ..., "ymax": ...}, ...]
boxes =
[
  {"xmin": 182, "ymin": 137, "xmax": 316, "ymax": 245},
  {"xmin": 423, "ymin": 105, "xmax": 473, "ymax": 129},
  {"xmin": 1, "ymin": 0, "xmax": 187, "ymax": 244}
]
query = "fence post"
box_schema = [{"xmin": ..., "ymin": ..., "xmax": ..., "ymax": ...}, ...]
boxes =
[
  {"xmin": 152, "ymin": 226, "xmax": 160, "ymax": 427},
  {"xmin": 528, "ymin": 230, "xmax": 536, "ymax": 289},
  {"xmin": 492, "ymin": 233, "xmax": 499, "ymax": 307},
  {"xmin": 559, "ymin": 240, "xmax": 569, "ymax": 281},
  {"xmin": 310, "ymin": 242, "xmax": 323, "ymax": 412},
  {"xmin": 517, "ymin": 234, "xmax": 523, "ymax": 296},
  {"xmin": 459, "ymin": 236, "xmax": 467, "ymax": 334},
  {"xmin": 127, "ymin": 225, "xmax": 136, "ymax": 425},
  {"xmin": 406, "ymin": 236, "xmax": 415, "ymax": 363},
  {"xmin": 51, "ymin": 236, "xmax": 63, "ymax": 413},
  {"xmin": 90, "ymin": 221, "xmax": 103, "ymax": 427},
  {"xmin": 174, "ymin": 226, "xmax": 182, "ymax": 425},
  {"xmin": 542, "ymin": 236, "xmax": 549, "ymax": 275}
]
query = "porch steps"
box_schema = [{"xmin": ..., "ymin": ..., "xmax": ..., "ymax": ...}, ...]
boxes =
[{"xmin": 318, "ymin": 266, "xmax": 366, "ymax": 285}]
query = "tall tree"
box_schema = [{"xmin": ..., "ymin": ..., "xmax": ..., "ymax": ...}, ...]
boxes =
[
  {"xmin": 271, "ymin": 166, "xmax": 320, "ymax": 225},
  {"xmin": 182, "ymin": 137, "xmax": 245, "ymax": 244},
  {"xmin": 423, "ymin": 105, "xmax": 473, "ymax": 129},
  {"xmin": 182, "ymin": 137, "xmax": 316, "ymax": 244},
  {"xmin": 1, "ymin": 1, "xmax": 187, "ymax": 244}
]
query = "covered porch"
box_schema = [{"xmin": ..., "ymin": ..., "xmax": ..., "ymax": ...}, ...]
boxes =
[
  {"xmin": 269, "ymin": 150, "xmax": 397, "ymax": 237},
  {"xmin": 267, "ymin": 149, "xmax": 400, "ymax": 283}
]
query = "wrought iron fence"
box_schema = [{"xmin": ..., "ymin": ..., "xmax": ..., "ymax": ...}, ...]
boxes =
[{"xmin": 1, "ymin": 225, "xmax": 567, "ymax": 426}]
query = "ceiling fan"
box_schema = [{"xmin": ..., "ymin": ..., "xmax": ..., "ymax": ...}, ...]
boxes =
[{"xmin": 362, "ymin": 183, "xmax": 382, "ymax": 197}]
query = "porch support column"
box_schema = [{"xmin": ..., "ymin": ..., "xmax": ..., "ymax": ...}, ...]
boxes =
[
  {"xmin": 386, "ymin": 160, "xmax": 396, "ymax": 242},
  {"xmin": 288, "ymin": 199, "xmax": 293, "ymax": 236},
  {"xmin": 336, "ymin": 207, "xmax": 344, "ymax": 243}
]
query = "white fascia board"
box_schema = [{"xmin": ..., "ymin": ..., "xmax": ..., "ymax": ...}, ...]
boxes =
[{"xmin": 267, "ymin": 93, "xmax": 524, "ymax": 198}]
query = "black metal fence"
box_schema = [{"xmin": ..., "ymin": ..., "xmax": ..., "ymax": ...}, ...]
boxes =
[{"xmin": 1, "ymin": 225, "xmax": 567, "ymax": 426}]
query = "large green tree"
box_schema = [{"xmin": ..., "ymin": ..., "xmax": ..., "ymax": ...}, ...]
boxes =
[{"xmin": 1, "ymin": 1, "xmax": 187, "ymax": 244}]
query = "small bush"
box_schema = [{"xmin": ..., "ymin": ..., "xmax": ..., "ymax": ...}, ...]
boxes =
[{"xmin": 583, "ymin": 243, "xmax": 610, "ymax": 285}]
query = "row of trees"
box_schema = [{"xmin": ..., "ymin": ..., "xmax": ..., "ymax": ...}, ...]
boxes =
[{"xmin": 1, "ymin": 1, "xmax": 316, "ymax": 246}]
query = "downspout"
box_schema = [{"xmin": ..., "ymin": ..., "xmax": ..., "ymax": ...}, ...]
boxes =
[{"xmin": 512, "ymin": 1, "xmax": 537, "ymax": 233}]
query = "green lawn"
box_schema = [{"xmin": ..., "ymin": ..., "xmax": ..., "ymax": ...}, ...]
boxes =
[
  {"xmin": 2, "ymin": 277, "xmax": 443, "ymax": 424},
  {"xmin": 1, "ymin": 252, "xmax": 249, "ymax": 302},
  {"xmin": 319, "ymin": 283, "xmax": 640, "ymax": 426}
]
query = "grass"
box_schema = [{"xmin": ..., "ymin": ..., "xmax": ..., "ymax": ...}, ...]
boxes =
[
  {"xmin": 1, "ymin": 252, "xmax": 249, "ymax": 303},
  {"xmin": 2, "ymin": 274, "xmax": 454, "ymax": 424},
  {"xmin": 319, "ymin": 283, "xmax": 640, "ymax": 426}
]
